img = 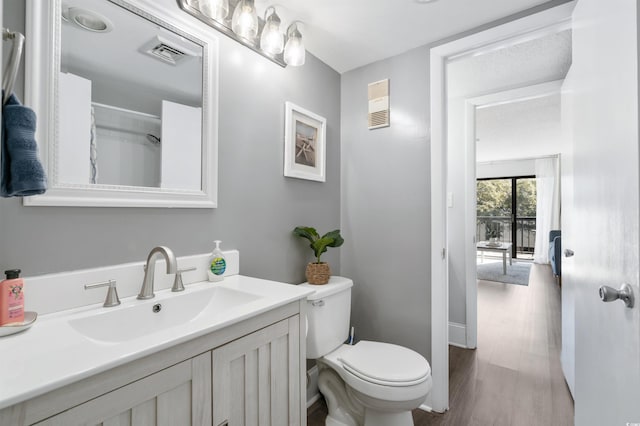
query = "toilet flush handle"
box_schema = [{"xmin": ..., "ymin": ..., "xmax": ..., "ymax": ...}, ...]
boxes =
[{"xmin": 311, "ymin": 300, "xmax": 325, "ymax": 307}]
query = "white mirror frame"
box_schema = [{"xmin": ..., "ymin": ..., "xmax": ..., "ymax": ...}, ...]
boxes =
[{"xmin": 23, "ymin": 0, "xmax": 219, "ymax": 208}]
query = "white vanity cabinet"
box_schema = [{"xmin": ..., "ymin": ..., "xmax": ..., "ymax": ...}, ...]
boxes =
[
  {"xmin": 34, "ymin": 353, "xmax": 212, "ymax": 426},
  {"xmin": 0, "ymin": 302, "xmax": 306, "ymax": 426},
  {"xmin": 212, "ymin": 317, "xmax": 300, "ymax": 426}
]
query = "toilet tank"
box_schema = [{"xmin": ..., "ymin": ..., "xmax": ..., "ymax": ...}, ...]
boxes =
[{"xmin": 300, "ymin": 277, "xmax": 353, "ymax": 359}]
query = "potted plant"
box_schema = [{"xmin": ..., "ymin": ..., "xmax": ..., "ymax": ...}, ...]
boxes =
[
  {"xmin": 293, "ymin": 226, "xmax": 344, "ymax": 285},
  {"xmin": 485, "ymin": 221, "xmax": 502, "ymax": 245}
]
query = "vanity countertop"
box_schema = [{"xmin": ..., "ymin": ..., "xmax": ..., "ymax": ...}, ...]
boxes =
[{"xmin": 0, "ymin": 275, "xmax": 313, "ymax": 410}]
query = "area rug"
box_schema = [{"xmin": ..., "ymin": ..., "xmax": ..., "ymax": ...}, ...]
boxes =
[{"xmin": 476, "ymin": 262, "xmax": 531, "ymax": 286}]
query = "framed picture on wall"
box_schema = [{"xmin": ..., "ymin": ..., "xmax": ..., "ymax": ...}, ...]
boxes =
[{"xmin": 284, "ymin": 102, "xmax": 327, "ymax": 182}]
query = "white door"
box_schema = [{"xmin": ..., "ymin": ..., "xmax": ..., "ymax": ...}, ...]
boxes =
[
  {"xmin": 560, "ymin": 68, "xmax": 576, "ymax": 399},
  {"xmin": 570, "ymin": 0, "xmax": 640, "ymax": 424}
]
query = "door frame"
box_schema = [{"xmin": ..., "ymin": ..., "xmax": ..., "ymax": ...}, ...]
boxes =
[
  {"xmin": 429, "ymin": 4, "xmax": 573, "ymax": 411},
  {"xmin": 463, "ymin": 82, "xmax": 563, "ymax": 349}
]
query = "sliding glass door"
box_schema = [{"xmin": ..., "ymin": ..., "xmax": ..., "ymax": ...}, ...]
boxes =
[{"xmin": 477, "ymin": 176, "xmax": 536, "ymax": 259}]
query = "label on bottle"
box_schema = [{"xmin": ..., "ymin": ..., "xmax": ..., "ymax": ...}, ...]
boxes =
[
  {"xmin": 7, "ymin": 284, "xmax": 23, "ymax": 320},
  {"xmin": 210, "ymin": 257, "xmax": 226, "ymax": 276}
]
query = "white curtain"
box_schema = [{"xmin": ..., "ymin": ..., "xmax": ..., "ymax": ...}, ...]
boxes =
[
  {"xmin": 533, "ymin": 157, "xmax": 560, "ymax": 264},
  {"xmin": 90, "ymin": 106, "xmax": 98, "ymax": 184}
]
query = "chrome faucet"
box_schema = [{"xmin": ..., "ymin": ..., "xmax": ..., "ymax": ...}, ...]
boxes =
[{"xmin": 137, "ymin": 246, "xmax": 177, "ymax": 300}]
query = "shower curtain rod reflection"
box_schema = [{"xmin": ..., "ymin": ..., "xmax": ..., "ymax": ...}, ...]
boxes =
[
  {"xmin": 92, "ymin": 101, "xmax": 161, "ymax": 121},
  {"xmin": 96, "ymin": 123, "xmax": 161, "ymax": 144}
]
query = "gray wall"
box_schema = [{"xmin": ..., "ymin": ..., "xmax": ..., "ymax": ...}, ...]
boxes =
[
  {"xmin": 340, "ymin": 0, "xmax": 572, "ymax": 363},
  {"xmin": 341, "ymin": 46, "xmax": 432, "ymax": 360},
  {"xmin": 0, "ymin": 0, "xmax": 341, "ymax": 283}
]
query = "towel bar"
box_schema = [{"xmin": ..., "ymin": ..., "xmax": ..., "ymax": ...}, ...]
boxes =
[{"xmin": 2, "ymin": 28, "xmax": 25, "ymax": 105}]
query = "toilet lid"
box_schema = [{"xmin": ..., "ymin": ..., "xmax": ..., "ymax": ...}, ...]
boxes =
[{"xmin": 338, "ymin": 341, "xmax": 431, "ymax": 387}]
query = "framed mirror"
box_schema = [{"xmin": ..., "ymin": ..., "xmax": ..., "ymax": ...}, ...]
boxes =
[{"xmin": 24, "ymin": 0, "xmax": 218, "ymax": 207}]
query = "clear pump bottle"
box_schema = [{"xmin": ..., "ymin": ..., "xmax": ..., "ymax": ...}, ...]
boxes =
[{"xmin": 208, "ymin": 240, "xmax": 226, "ymax": 282}]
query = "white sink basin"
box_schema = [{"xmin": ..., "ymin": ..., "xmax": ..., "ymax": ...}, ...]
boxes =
[
  {"xmin": 0, "ymin": 275, "xmax": 315, "ymax": 411},
  {"xmin": 69, "ymin": 286, "xmax": 261, "ymax": 343}
]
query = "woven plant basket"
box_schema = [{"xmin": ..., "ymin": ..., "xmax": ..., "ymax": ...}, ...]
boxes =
[{"xmin": 306, "ymin": 262, "xmax": 331, "ymax": 285}]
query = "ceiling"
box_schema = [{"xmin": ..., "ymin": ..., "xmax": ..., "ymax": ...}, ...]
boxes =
[
  {"xmin": 476, "ymin": 94, "xmax": 562, "ymax": 162},
  {"xmin": 61, "ymin": 0, "xmax": 203, "ymax": 115},
  {"xmin": 447, "ymin": 30, "xmax": 572, "ymax": 98},
  {"xmin": 255, "ymin": 0, "xmax": 560, "ymax": 73},
  {"xmin": 444, "ymin": 27, "xmax": 570, "ymax": 163}
]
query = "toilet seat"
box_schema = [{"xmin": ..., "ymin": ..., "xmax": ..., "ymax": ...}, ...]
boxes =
[
  {"xmin": 338, "ymin": 341, "xmax": 430, "ymax": 387},
  {"xmin": 320, "ymin": 341, "xmax": 433, "ymax": 405}
]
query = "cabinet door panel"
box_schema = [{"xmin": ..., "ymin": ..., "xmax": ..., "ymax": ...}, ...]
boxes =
[
  {"xmin": 157, "ymin": 382, "xmax": 192, "ymax": 426},
  {"xmin": 270, "ymin": 334, "xmax": 289, "ymax": 424},
  {"xmin": 103, "ymin": 412, "xmax": 131, "ymax": 426},
  {"xmin": 244, "ymin": 350, "xmax": 259, "ymax": 425},
  {"xmin": 35, "ymin": 352, "xmax": 211, "ymax": 426},
  {"xmin": 212, "ymin": 317, "xmax": 300, "ymax": 426},
  {"xmin": 130, "ymin": 399, "xmax": 156, "ymax": 426},
  {"xmin": 257, "ymin": 345, "xmax": 271, "ymax": 424}
]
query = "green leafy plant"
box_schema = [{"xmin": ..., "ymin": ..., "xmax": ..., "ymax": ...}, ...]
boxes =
[
  {"xmin": 293, "ymin": 226, "xmax": 344, "ymax": 264},
  {"xmin": 485, "ymin": 221, "xmax": 502, "ymax": 239}
]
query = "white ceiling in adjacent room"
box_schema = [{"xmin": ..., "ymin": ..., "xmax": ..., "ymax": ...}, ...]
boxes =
[
  {"xmin": 444, "ymin": 27, "xmax": 570, "ymax": 164},
  {"xmin": 447, "ymin": 30, "xmax": 572, "ymax": 98},
  {"xmin": 475, "ymin": 94, "xmax": 562, "ymax": 162}
]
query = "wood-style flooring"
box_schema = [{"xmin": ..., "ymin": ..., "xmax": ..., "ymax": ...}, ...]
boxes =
[{"xmin": 307, "ymin": 263, "xmax": 574, "ymax": 425}]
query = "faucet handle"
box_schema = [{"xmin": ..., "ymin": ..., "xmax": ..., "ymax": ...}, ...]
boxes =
[
  {"xmin": 172, "ymin": 267, "xmax": 197, "ymax": 292},
  {"xmin": 85, "ymin": 279, "xmax": 121, "ymax": 308}
]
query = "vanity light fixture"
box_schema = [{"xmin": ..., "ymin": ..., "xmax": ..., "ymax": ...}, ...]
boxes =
[
  {"xmin": 284, "ymin": 22, "xmax": 305, "ymax": 67},
  {"xmin": 231, "ymin": 0, "xmax": 258, "ymax": 41},
  {"xmin": 177, "ymin": 0, "xmax": 305, "ymax": 68},
  {"xmin": 260, "ymin": 6, "xmax": 284, "ymax": 55},
  {"xmin": 199, "ymin": 0, "xmax": 229, "ymax": 22}
]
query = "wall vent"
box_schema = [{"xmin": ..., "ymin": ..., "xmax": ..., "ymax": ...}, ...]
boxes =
[
  {"xmin": 368, "ymin": 79, "xmax": 390, "ymax": 129},
  {"xmin": 148, "ymin": 43, "xmax": 186, "ymax": 65},
  {"xmin": 140, "ymin": 36, "xmax": 192, "ymax": 66}
]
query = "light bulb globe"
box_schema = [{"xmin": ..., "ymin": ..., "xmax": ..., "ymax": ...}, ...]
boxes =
[
  {"xmin": 231, "ymin": 0, "xmax": 258, "ymax": 41},
  {"xmin": 200, "ymin": 0, "xmax": 229, "ymax": 22},
  {"xmin": 284, "ymin": 25, "xmax": 305, "ymax": 66},
  {"xmin": 260, "ymin": 10, "xmax": 283, "ymax": 54}
]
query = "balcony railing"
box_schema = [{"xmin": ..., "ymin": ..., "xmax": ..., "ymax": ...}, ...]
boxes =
[{"xmin": 477, "ymin": 216, "xmax": 536, "ymax": 258}]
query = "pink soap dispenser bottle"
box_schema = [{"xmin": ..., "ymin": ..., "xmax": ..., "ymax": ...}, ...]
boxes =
[{"xmin": 0, "ymin": 269, "xmax": 25, "ymax": 326}]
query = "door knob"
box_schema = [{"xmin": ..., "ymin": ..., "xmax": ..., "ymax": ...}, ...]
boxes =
[
  {"xmin": 564, "ymin": 249, "xmax": 574, "ymax": 257},
  {"xmin": 599, "ymin": 283, "xmax": 634, "ymax": 308}
]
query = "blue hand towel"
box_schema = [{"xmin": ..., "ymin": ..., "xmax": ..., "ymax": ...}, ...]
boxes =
[{"xmin": 1, "ymin": 93, "xmax": 47, "ymax": 197}]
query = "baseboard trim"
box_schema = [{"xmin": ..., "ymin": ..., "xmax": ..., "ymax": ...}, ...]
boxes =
[
  {"xmin": 449, "ymin": 321, "xmax": 467, "ymax": 348},
  {"xmin": 418, "ymin": 404, "xmax": 433, "ymax": 412}
]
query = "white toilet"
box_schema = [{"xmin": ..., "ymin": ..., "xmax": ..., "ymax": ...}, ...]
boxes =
[{"xmin": 301, "ymin": 277, "xmax": 432, "ymax": 426}]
